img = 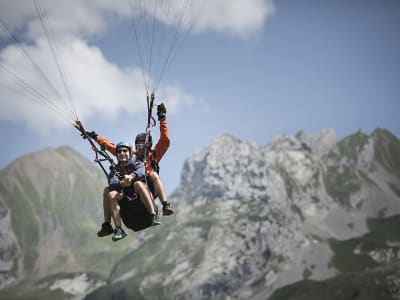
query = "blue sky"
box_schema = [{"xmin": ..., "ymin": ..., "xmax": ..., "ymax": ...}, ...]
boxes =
[{"xmin": 0, "ymin": 0, "xmax": 399, "ymax": 195}]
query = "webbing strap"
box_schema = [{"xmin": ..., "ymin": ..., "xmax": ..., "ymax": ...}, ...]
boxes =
[
  {"xmin": 146, "ymin": 92, "xmax": 156, "ymax": 130},
  {"xmin": 74, "ymin": 120, "xmax": 116, "ymax": 178}
]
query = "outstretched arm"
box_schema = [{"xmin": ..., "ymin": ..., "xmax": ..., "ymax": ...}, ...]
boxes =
[
  {"xmin": 80, "ymin": 128, "xmax": 117, "ymax": 156},
  {"xmin": 95, "ymin": 134, "xmax": 117, "ymax": 156},
  {"xmin": 153, "ymin": 103, "xmax": 170, "ymax": 162}
]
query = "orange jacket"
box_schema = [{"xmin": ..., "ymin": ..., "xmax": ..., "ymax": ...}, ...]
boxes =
[
  {"xmin": 146, "ymin": 119, "xmax": 170, "ymax": 174},
  {"xmin": 95, "ymin": 120, "xmax": 170, "ymax": 174}
]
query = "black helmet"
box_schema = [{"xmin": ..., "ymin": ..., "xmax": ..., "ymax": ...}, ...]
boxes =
[{"xmin": 135, "ymin": 132, "xmax": 152, "ymax": 147}]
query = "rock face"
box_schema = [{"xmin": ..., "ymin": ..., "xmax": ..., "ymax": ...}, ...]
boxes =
[
  {"xmin": 84, "ymin": 128, "xmax": 400, "ymax": 300},
  {"xmin": 163, "ymin": 128, "xmax": 400, "ymax": 299},
  {"xmin": 1, "ymin": 128, "xmax": 400, "ymax": 300}
]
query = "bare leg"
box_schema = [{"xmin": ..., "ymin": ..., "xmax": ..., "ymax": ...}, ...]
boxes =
[
  {"xmin": 149, "ymin": 172, "xmax": 173, "ymax": 215},
  {"xmin": 149, "ymin": 172, "xmax": 167, "ymax": 202},
  {"xmin": 134, "ymin": 181, "xmax": 156, "ymax": 214},
  {"xmin": 97, "ymin": 187, "xmax": 114, "ymax": 237},
  {"xmin": 134, "ymin": 181, "xmax": 160, "ymax": 226},
  {"xmin": 109, "ymin": 190, "xmax": 122, "ymax": 227}
]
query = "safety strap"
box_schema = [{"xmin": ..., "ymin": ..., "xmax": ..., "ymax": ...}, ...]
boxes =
[
  {"xmin": 142, "ymin": 93, "xmax": 159, "ymax": 202},
  {"xmin": 148, "ymin": 151, "xmax": 160, "ymax": 174},
  {"xmin": 144, "ymin": 93, "xmax": 156, "ymax": 167},
  {"xmin": 146, "ymin": 92, "xmax": 156, "ymax": 130},
  {"xmin": 74, "ymin": 120, "xmax": 117, "ymax": 178}
]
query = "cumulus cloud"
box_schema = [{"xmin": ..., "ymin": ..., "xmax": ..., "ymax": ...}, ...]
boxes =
[
  {"xmin": 0, "ymin": 0, "xmax": 274, "ymax": 39},
  {"xmin": 0, "ymin": 37, "xmax": 192, "ymax": 134},
  {"xmin": 0, "ymin": 0, "xmax": 274, "ymax": 133},
  {"xmin": 186, "ymin": 0, "xmax": 275, "ymax": 38},
  {"xmin": 0, "ymin": 0, "xmax": 129, "ymax": 40}
]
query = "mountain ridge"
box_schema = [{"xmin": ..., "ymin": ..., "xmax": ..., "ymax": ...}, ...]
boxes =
[{"xmin": 0, "ymin": 128, "xmax": 399, "ymax": 300}]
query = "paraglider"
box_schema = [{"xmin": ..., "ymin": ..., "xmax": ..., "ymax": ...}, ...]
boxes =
[
  {"xmin": 0, "ymin": 0, "xmax": 192, "ymax": 235},
  {"xmin": 77, "ymin": 97, "xmax": 173, "ymax": 239}
]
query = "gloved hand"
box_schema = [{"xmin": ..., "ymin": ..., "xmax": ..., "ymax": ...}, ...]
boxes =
[
  {"xmin": 81, "ymin": 130, "xmax": 98, "ymax": 140},
  {"xmin": 157, "ymin": 103, "xmax": 167, "ymax": 121}
]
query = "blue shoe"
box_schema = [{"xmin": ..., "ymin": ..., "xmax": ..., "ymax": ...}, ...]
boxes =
[
  {"xmin": 151, "ymin": 214, "xmax": 161, "ymax": 226},
  {"xmin": 112, "ymin": 226, "xmax": 127, "ymax": 242}
]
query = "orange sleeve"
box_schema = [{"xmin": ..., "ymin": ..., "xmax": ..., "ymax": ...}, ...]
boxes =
[
  {"xmin": 153, "ymin": 119, "xmax": 170, "ymax": 162},
  {"xmin": 95, "ymin": 135, "xmax": 117, "ymax": 156}
]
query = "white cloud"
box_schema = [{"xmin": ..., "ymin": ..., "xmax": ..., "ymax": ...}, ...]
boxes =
[
  {"xmin": 186, "ymin": 0, "xmax": 275, "ymax": 38},
  {"xmin": 0, "ymin": 0, "xmax": 129, "ymax": 40},
  {"xmin": 0, "ymin": 0, "xmax": 274, "ymax": 134},
  {"xmin": 0, "ymin": 37, "xmax": 193, "ymax": 134},
  {"xmin": 0, "ymin": 0, "xmax": 274, "ymax": 39},
  {"xmin": 157, "ymin": 84, "xmax": 195, "ymax": 113}
]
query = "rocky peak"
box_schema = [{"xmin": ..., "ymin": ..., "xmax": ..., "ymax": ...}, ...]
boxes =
[
  {"xmin": 335, "ymin": 129, "xmax": 369, "ymax": 160},
  {"xmin": 371, "ymin": 128, "xmax": 400, "ymax": 178},
  {"xmin": 295, "ymin": 128, "xmax": 337, "ymax": 156},
  {"xmin": 180, "ymin": 130, "xmax": 338, "ymax": 205},
  {"xmin": 180, "ymin": 134, "xmax": 267, "ymax": 203}
]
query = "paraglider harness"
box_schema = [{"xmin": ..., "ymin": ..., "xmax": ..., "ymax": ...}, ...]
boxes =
[
  {"xmin": 144, "ymin": 93, "xmax": 160, "ymax": 176},
  {"xmin": 74, "ymin": 120, "xmax": 137, "ymax": 201},
  {"xmin": 74, "ymin": 120, "xmax": 120, "ymax": 178},
  {"xmin": 74, "ymin": 120, "xmax": 141, "ymax": 201},
  {"xmin": 74, "ymin": 95, "xmax": 160, "ymax": 232},
  {"xmin": 74, "ymin": 92, "xmax": 160, "ymax": 180}
]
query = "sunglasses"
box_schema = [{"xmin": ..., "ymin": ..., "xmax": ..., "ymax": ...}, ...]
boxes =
[
  {"xmin": 135, "ymin": 143, "xmax": 146, "ymax": 150},
  {"xmin": 117, "ymin": 148, "xmax": 129, "ymax": 154}
]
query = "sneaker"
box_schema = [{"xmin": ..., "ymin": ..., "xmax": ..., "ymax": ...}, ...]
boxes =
[
  {"xmin": 162, "ymin": 202, "xmax": 174, "ymax": 216},
  {"xmin": 151, "ymin": 214, "xmax": 161, "ymax": 226},
  {"xmin": 112, "ymin": 226, "xmax": 127, "ymax": 242},
  {"xmin": 97, "ymin": 222, "xmax": 113, "ymax": 237}
]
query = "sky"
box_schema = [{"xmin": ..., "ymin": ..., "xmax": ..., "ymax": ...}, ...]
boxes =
[{"xmin": 0, "ymin": 0, "xmax": 399, "ymax": 195}]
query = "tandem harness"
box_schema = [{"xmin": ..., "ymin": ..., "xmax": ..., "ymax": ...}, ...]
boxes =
[
  {"xmin": 75, "ymin": 120, "xmax": 145, "ymax": 201},
  {"xmin": 144, "ymin": 93, "xmax": 160, "ymax": 176},
  {"xmin": 74, "ymin": 120, "xmax": 119, "ymax": 178}
]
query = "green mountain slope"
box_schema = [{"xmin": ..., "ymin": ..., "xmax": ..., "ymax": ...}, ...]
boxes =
[{"xmin": 0, "ymin": 146, "xmax": 138, "ymax": 299}]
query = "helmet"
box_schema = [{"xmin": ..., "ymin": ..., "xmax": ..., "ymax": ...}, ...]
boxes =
[
  {"xmin": 135, "ymin": 132, "xmax": 152, "ymax": 147},
  {"xmin": 116, "ymin": 141, "xmax": 132, "ymax": 153}
]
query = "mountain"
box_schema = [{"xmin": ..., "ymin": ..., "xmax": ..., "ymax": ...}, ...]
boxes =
[
  {"xmin": 0, "ymin": 146, "xmax": 143, "ymax": 299},
  {"xmin": 0, "ymin": 128, "xmax": 399, "ymax": 300},
  {"xmin": 86, "ymin": 128, "xmax": 400, "ymax": 300},
  {"xmin": 268, "ymin": 215, "xmax": 400, "ymax": 300}
]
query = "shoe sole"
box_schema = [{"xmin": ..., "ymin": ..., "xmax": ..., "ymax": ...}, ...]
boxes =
[
  {"xmin": 97, "ymin": 233, "xmax": 113, "ymax": 237},
  {"xmin": 112, "ymin": 236, "xmax": 127, "ymax": 242}
]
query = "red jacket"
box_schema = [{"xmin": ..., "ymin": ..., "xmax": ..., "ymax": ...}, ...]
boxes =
[{"xmin": 95, "ymin": 120, "xmax": 170, "ymax": 174}]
